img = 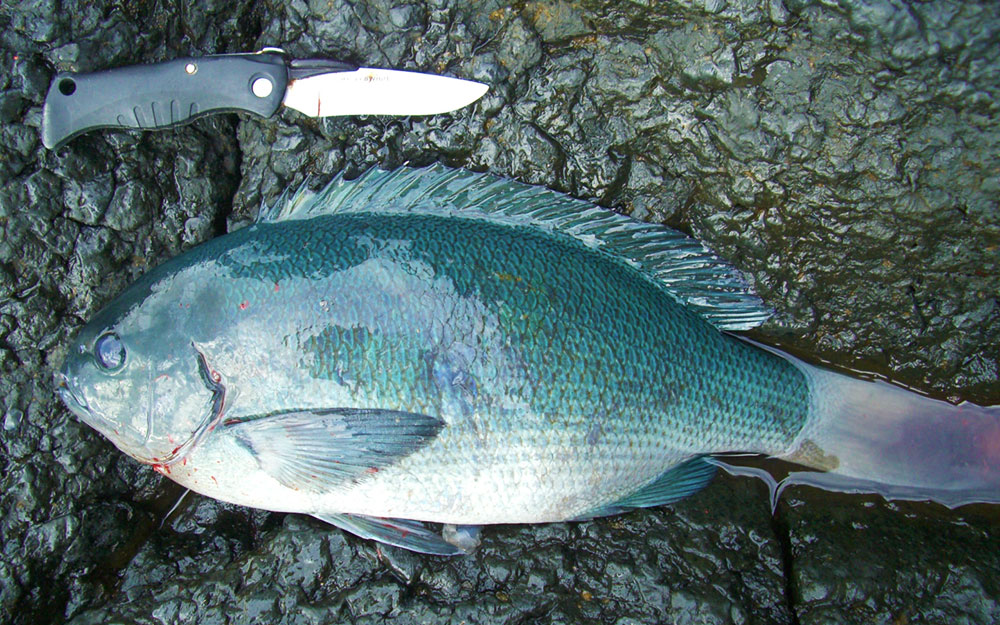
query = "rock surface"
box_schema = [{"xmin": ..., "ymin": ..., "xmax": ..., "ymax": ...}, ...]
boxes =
[{"xmin": 0, "ymin": 1, "xmax": 997, "ymax": 624}]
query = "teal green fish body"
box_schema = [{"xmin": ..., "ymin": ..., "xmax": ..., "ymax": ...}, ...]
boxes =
[{"xmin": 57, "ymin": 166, "xmax": 1000, "ymax": 554}]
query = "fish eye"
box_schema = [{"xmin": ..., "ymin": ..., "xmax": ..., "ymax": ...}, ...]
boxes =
[{"xmin": 95, "ymin": 332, "xmax": 126, "ymax": 370}]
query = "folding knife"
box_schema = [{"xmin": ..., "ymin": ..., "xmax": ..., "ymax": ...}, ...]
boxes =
[{"xmin": 41, "ymin": 48, "xmax": 489, "ymax": 150}]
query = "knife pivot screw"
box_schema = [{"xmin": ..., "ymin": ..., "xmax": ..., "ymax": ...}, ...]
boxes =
[
  {"xmin": 251, "ymin": 77, "xmax": 274, "ymax": 98},
  {"xmin": 185, "ymin": 63, "xmax": 198, "ymax": 75},
  {"xmin": 58, "ymin": 78, "xmax": 77, "ymax": 96}
]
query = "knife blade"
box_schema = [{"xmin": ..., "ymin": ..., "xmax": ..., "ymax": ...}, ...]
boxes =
[{"xmin": 40, "ymin": 48, "xmax": 489, "ymax": 150}]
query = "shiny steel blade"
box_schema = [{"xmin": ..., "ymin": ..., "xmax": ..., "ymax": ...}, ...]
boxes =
[{"xmin": 283, "ymin": 68, "xmax": 489, "ymax": 117}]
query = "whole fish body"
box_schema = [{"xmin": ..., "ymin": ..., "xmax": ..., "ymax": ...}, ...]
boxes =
[{"xmin": 57, "ymin": 165, "xmax": 1000, "ymax": 554}]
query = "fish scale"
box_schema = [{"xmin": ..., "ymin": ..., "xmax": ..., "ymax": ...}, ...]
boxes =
[{"xmin": 195, "ymin": 212, "xmax": 811, "ymax": 521}]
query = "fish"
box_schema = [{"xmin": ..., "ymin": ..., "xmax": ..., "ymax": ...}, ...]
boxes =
[{"xmin": 55, "ymin": 164, "xmax": 1000, "ymax": 555}]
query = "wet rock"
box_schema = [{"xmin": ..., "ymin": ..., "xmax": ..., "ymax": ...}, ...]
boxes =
[
  {"xmin": 0, "ymin": 92, "xmax": 26, "ymax": 125},
  {"xmin": 524, "ymin": 1, "xmax": 592, "ymax": 43},
  {"xmin": 781, "ymin": 491, "xmax": 1000, "ymax": 624},
  {"xmin": 65, "ymin": 476, "xmax": 791, "ymax": 625},
  {"xmin": 0, "ymin": 0, "xmax": 998, "ymax": 624}
]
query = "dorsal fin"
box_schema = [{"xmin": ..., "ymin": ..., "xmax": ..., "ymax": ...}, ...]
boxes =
[{"xmin": 257, "ymin": 164, "xmax": 770, "ymax": 330}]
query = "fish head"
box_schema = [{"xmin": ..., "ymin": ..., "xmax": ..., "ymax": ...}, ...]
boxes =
[{"xmin": 56, "ymin": 269, "xmax": 225, "ymax": 467}]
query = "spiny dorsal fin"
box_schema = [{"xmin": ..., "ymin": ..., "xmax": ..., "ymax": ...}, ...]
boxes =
[{"xmin": 257, "ymin": 164, "xmax": 770, "ymax": 330}]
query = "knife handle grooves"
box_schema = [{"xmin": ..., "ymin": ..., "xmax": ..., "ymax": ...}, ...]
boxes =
[
  {"xmin": 42, "ymin": 52, "xmax": 288, "ymax": 150},
  {"xmin": 115, "ymin": 101, "xmax": 200, "ymax": 128}
]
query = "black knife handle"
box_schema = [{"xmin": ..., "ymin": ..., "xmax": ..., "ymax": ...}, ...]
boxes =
[{"xmin": 41, "ymin": 52, "xmax": 289, "ymax": 149}]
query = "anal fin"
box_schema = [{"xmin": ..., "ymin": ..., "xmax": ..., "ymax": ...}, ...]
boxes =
[{"xmin": 579, "ymin": 456, "xmax": 717, "ymax": 520}]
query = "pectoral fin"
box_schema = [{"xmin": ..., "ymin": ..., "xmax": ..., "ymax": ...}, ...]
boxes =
[
  {"xmin": 230, "ymin": 408, "xmax": 443, "ymax": 492},
  {"xmin": 314, "ymin": 513, "xmax": 467, "ymax": 556}
]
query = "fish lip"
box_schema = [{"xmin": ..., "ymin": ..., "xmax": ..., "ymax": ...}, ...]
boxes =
[
  {"xmin": 56, "ymin": 371, "xmax": 156, "ymax": 464},
  {"xmin": 55, "ymin": 372, "xmax": 90, "ymax": 415}
]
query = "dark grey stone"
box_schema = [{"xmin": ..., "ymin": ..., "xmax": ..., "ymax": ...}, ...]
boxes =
[{"xmin": 0, "ymin": 1, "xmax": 997, "ymax": 624}]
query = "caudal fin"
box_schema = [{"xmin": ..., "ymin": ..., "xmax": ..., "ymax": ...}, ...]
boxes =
[{"xmin": 776, "ymin": 361, "xmax": 1000, "ymax": 508}]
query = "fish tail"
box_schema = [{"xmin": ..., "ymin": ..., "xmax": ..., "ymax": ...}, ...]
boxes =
[{"xmin": 776, "ymin": 359, "xmax": 1000, "ymax": 507}]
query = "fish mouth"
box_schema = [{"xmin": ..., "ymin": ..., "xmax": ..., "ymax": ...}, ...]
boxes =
[
  {"xmin": 56, "ymin": 373, "xmax": 86, "ymax": 411},
  {"xmin": 55, "ymin": 370, "xmax": 157, "ymax": 463},
  {"xmin": 56, "ymin": 372, "xmax": 92, "ymax": 420},
  {"xmin": 56, "ymin": 371, "xmax": 137, "ymax": 454}
]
